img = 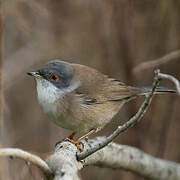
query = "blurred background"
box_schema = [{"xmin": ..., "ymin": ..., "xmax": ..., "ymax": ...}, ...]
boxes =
[{"xmin": 2, "ymin": 0, "xmax": 180, "ymax": 179}]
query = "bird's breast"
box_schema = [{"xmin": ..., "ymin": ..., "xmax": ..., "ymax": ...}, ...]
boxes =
[{"xmin": 36, "ymin": 78, "xmax": 65, "ymax": 117}]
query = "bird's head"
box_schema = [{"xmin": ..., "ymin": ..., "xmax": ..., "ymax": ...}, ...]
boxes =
[{"xmin": 27, "ymin": 60, "xmax": 80, "ymax": 99}]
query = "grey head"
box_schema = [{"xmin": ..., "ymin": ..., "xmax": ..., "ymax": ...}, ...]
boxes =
[
  {"xmin": 28, "ymin": 60, "xmax": 81, "ymax": 125},
  {"xmin": 27, "ymin": 60, "xmax": 80, "ymax": 93}
]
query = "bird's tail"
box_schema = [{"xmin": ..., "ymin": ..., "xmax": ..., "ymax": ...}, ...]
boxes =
[
  {"xmin": 136, "ymin": 86, "xmax": 177, "ymax": 95},
  {"xmin": 108, "ymin": 86, "xmax": 176, "ymax": 102}
]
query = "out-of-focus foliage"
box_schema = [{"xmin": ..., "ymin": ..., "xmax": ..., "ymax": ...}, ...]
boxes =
[{"xmin": 2, "ymin": 0, "xmax": 180, "ymax": 179}]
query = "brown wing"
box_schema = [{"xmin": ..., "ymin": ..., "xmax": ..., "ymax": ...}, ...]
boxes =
[{"xmin": 72, "ymin": 64, "xmax": 140, "ymax": 104}]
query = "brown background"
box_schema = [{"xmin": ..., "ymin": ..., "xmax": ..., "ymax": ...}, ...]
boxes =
[{"xmin": 2, "ymin": 0, "xmax": 180, "ymax": 179}]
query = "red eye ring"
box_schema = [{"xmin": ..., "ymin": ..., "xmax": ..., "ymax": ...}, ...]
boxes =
[{"xmin": 50, "ymin": 73, "xmax": 59, "ymax": 82}]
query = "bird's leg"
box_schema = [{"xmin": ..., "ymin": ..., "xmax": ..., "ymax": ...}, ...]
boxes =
[
  {"xmin": 77, "ymin": 129, "xmax": 96, "ymax": 142},
  {"xmin": 65, "ymin": 129, "xmax": 96, "ymax": 152},
  {"xmin": 55, "ymin": 132, "xmax": 76, "ymax": 147},
  {"xmin": 67, "ymin": 132, "xmax": 76, "ymax": 140},
  {"xmin": 64, "ymin": 132, "xmax": 76, "ymax": 143}
]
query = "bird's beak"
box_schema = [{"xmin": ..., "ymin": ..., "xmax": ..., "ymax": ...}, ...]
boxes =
[{"xmin": 27, "ymin": 71, "xmax": 41, "ymax": 78}]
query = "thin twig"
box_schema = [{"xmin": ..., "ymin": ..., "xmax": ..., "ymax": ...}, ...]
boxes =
[
  {"xmin": 77, "ymin": 70, "xmax": 161, "ymax": 160},
  {"xmin": 158, "ymin": 73, "xmax": 180, "ymax": 96},
  {"xmin": 0, "ymin": 148, "xmax": 52, "ymax": 178},
  {"xmin": 133, "ymin": 50, "xmax": 180, "ymax": 74}
]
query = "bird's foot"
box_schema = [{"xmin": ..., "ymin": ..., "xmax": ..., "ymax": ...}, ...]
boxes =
[
  {"xmin": 55, "ymin": 132, "xmax": 76, "ymax": 147},
  {"xmin": 65, "ymin": 129, "xmax": 96, "ymax": 152},
  {"xmin": 65, "ymin": 138, "xmax": 84, "ymax": 152},
  {"xmin": 56, "ymin": 129, "xmax": 96, "ymax": 152}
]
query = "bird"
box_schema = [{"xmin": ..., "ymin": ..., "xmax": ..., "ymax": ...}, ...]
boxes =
[{"xmin": 27, "ymin": 60, "xmax": 175, "ymax": 149}]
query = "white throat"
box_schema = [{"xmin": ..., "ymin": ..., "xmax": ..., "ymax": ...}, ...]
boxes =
[
  {"xmin": 36, "ymin": 78, "xmax": 63, "ymax": 103},
  {"xmin": 35, "ymin": 78, "xmax": 64, "ymax": 114},
  {"xmin": 34, "ymin": 77, "xmax": 80, "ymax": 128}
]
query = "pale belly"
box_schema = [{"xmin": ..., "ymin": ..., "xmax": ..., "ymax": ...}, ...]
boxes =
[
  {"xmin": 39, "ymin": 100, "xmax": 94, "ymax": 133},
  {"xmin": 38, "ymin": 88, "xmax": 124, "ymax": 134},
  {"xmin": 36, "ymin": 78, "xmax": 94, "ymax": 132},
  {"xmin": 45, "ymin": 109, "xmax": 99, "ymax": 133}
]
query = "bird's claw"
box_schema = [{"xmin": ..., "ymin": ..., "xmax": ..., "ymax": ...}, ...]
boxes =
[{"xmin": 65, "ymin": 138, "xmax": 84, "ymax": 152}]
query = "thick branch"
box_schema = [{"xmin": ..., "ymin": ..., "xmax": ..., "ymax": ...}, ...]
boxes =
[
  {"xmin": 46, "ymin": 142, "xmax": 83, "ymax": 180},
  {"xmin": 1, "ymin": 140, "xmax": 180, "ymax": 180},
  {"xmin": 47, "ymin": 139, "xmax": 180, "ymax": 180},
  {"xmin": 0, "ymin": 148, "xmax": 52, "ymax": 178},
  {"xmin": 84, "ymin": 137, "xmax": 180, "ymax": 180}
]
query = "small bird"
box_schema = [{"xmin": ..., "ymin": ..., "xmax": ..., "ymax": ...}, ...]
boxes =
[{"xmin": 27, "ymin": 60, "xmax": 175, "ymax": 147}]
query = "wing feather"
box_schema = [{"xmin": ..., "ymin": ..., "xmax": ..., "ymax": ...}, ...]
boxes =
[{"xmin": 72, "ymin": 64, "xmax": 140, "ymax": 104}]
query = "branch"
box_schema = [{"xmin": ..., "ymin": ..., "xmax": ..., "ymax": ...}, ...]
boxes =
[
  {"xmin": 84, "ymin": 137, "xmax": 180, "ymax": 180},
  {"xmin": 0, "ymin": 148, "xmax": 52, "ymax": 178},
  {"xmin": 158, "ymin": 72, "xmax": 180, "ymax": 96},
  {"xmin": 46, "ymin": 142, "xmax": 83, "ymax": 180},
  {"xmin": 47, "ymin": 139, "xmax": 180, "ymax": 180},
  {"xmin": 1, "ymin": 140, "xmax": 180, "ymax": 180},
  {"xmin": 133, "ymin": 50, "xmax": 180, "ymax": 74},
  {"xmin": 0, "ymin": 71, "xmax": 179, "ymax": 180},
  {"xmin": 77, "ymin": 70, "xmax": 161, "ymax": 161}
]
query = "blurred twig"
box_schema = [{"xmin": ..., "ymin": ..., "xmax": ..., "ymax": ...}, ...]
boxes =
[{"xmin": 133, "ymin": 50, "xmax": 180, "ymax": 74}]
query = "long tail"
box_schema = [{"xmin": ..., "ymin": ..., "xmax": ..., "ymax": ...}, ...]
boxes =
[
  {"xmin": 109, "ymin": 85, "xmax": 176, "ymax": 102},
  {"xmin": 138, "ymin": 86, "xmax": 177, "ymax": 95},
  {"xmin": 121, "ymin": 86, "xmax": 177, "ymax": 102}
]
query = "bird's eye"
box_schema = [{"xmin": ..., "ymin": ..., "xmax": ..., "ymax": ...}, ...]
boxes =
[{"xmin": 50, "ymin": 73, "xmax": 59, "ymax": 82}]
